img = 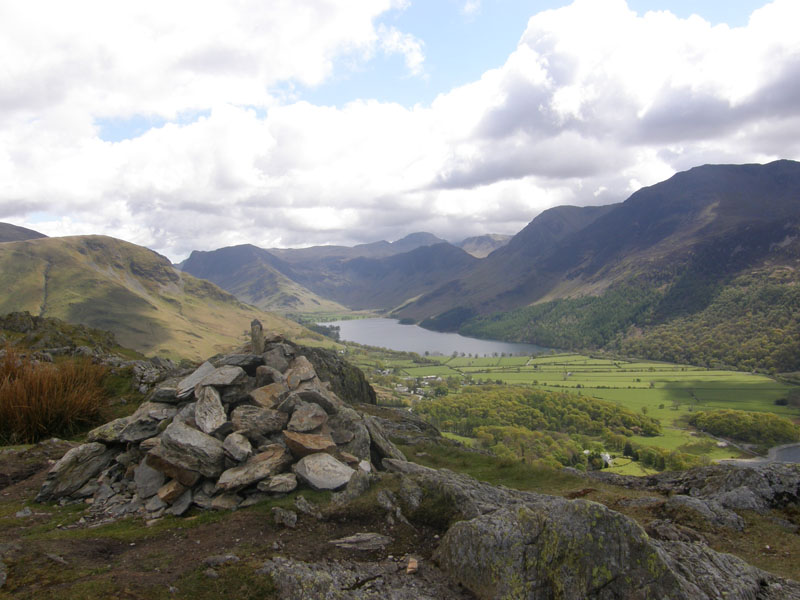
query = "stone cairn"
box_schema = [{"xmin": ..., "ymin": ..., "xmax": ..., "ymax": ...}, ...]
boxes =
[{"xmin": 35, "ymin": 321, "xmax": 405, "ymax": 522}]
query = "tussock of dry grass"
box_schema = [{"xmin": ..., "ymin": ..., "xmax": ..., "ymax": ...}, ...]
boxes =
[{"xmin": 0, "ymin": 347, "xmax": 108, "ymax": 443}]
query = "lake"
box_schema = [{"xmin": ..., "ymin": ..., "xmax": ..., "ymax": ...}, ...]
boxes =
[{"xmin": 325, "ymin": 318, "xmax": 549, "ymax": 356}]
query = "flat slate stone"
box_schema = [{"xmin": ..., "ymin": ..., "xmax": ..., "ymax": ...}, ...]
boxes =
[
  {"xmin": 231, "ymin": 406, "xmax": 288, "ymax": 438},
  {"xmin": 283, "ymin": 430, "xmax": 336, "ymax": 458},
  {"xmin": 329, "ymin": 533, "xmax": 392, "ymax": 550},
  {"xmin": 134, "ymin": 457, "xmax": 166, "ymax": 499},
  {"xmin": 177, "ymin": 362, "xmax": 216, "ymax": 398},
  {"xmin": 199, "ymin": 365, "xmax": 247, "ymax": 388},
  {"xmin": 249, "ymin": 383, "xmax": 288, "ymax": 409},
  {"xmin": 286, "ymin": 356, "xmax": 316, "ymax": 389},
  {"xmin": 258, "ymin": 473, "xmax": 298, "ymax": 494},
  {"xmin": 296, "ymin": 388, "xmax": 341, "ymax": 415},
  {"xmin": 87, "ymin": 417, "xmax": 131, "ymax": 444},
  {"xmin": 223, "ymin": 432, "xmax": 253, "ymax": 463},
  {"xmin": 292, "ymin": 453, "xmax": 355, "ymax": 491},
  {"xmin": 36, "ymin": 443, "xmax": 117, "ymax": 502}
]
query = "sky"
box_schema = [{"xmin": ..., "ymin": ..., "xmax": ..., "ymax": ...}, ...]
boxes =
[{"xmin": 1, "ymin": 0, "xmax": 798, "ymax": 262}]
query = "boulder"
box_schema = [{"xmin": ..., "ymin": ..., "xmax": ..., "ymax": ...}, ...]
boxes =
[
  {"xmin": 297, "ymin": 344, "xmax": 378, "ymax": 405},
  {"xmin": 283, "ymin": 431, "xmax": 336, "ymax": 458},
  {"xmin": 664, "ymin": 495, "xmax": 745, "ymax": 531},
  {"xmin": 194, "ymin": 386, "xmax": 228, "ymax": 435},
  {"xmin": 157, "ymin": 480, "xmax": 187, "ymax": 504},
  {"xmin": 272, "ymin": 507, "xmax": 298, "ymax": 528},
  {"xmin": 36, "ymin": 443, "xmax": 117, "ymax": 502},
  {"xmin": 223, "ymin": 432, "xmax": 253, "ymax": 463},
  {"xmin": 293, "ymin": 453, "xmax": 355, "ymax": 491},
  {"xmin": 216, "ymin": 445, "xmax": 292, "ymax": 492},
  {"xmin": 155, "ymin": 421, "xmax": 225, "ymax": 479},
  {"xmin": 177, "ymin": 361, "xmax": 216, "ymax": 398},
  {"xmin": 231, "ymin": 406, "xmax": 289, "ymax": 438},
  {"xmin": 263, "ymin": 346, "xmax": 292, "ymax": 373},
  {"xmin": 168, "ymin": 489, "xmax": 193, "ymax": 516},
  {"xmin": 287, "ymin": 402, "xmax": 328, "ymax": 433},
  {"xmin": 217, "ymin": 353, "xmax": 264, "ymax": 376}
]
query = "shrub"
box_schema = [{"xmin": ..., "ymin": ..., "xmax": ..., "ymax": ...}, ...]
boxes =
[{"xmin": 0, "ymin": 347, "xmax": 109, "ymax": 443}]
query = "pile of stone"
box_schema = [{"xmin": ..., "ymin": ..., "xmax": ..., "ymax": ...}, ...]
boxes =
[{"xmin": 35, "ymin": 322, "xmax": 405, "ymax": 521}]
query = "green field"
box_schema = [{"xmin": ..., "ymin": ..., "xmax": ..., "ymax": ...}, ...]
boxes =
[{"xmin": 350, "ymin": 349, "xmax": 798, "ymax": 463}]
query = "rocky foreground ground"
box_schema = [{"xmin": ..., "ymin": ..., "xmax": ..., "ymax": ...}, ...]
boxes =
[{"xmin": 1, "ymin": 321, "xmax": 799, "ymax": 599}]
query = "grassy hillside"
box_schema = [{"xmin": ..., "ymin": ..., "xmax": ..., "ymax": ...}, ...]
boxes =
[{"xmin": 0, "ymin": 235, "xmax": 318, "ymax": 360}]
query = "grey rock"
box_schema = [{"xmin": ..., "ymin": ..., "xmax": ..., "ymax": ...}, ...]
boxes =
[
  {"xmin": 223, "ymin": 432, "xmax": 253, "ymax": 463},
  {"xmin": 294, "ymin": 495, "xmax": 323, "ymax": 520},
  {"xmin": 15, "ymin": 507, "xmax": 32, "ymax": 518},
  {"xmin": 145, "ymin": 443, "xmax": 201, "ymax": 487},
  {"xmin": 211, "ymin": 493, "xmax": 242, "ymax": 511},
  {"xmin": 263, "ymin": 345, "xmax": 291, "ymax": 373},
  {"xmin": 296, "ymin": 387, "xmax": 341, "ymax": 415},
  {"xmin": 157, "ymin": 420, "xmax": 225, "ymax": 478},
  {"xmin": 283, "ymin": 430, "xmax": 336, "ymax": 458},
  {"xmin": 203, "ymin": 554, "xmax": 240, "ymax": 567},
  {"xmin": 177, "ymin": 361, "xmax": 216, "ymax": 398},
  {"xmin": 151, "ymin": 385, "xmax": 179, "ymax": 403},
  {"xmin": 36, "ymin": 442, "xmax": 117, "ymax": 502},
  {"xmin": 258, "ymin": 472, "xmax": 298, "ymax": 494},
  {"xmin": 255, "ymin": 364, "xmax": 284, "ymax": 387},
  {"xmin": 329, "ymin": 533, "xmax": 392, "ymax": 551},
  {"xmin": 216, "ymin": 445, "xmax": 292, "ymax": 492},
  {"xmin": 249, "ymin": 382, "xmax": 289, "ymax": 409},
  {"xmin": 121, "ymin": 402, "xmax": 178, "ymax": 443},
  {"xmin": 664, "ymin": 494, "xmax": 745, "ymax": 531},
  {"xmin": 332, "ymin": 470, "xmax": 371, "ymax": 505},
  {"xmin": 285, "ymin": 355, "xmax": 316, "ymax": 389},
  {"xmin": 364, "ymin": 416, "xmax": 406, "ymax": 463},
  {"xmin": 167, "ymin": 489, "xmax": 193, "ymax": 516},
  {"xmin": 198, "ymin": 365, "xmax": 247, "ymax": 388},
  {"xmin": 193, "ymin": 490, "xmax": 214, "ymax": 510},
  {"xmin": 272, "ymin": 507, "xmax": 298, "ymax": 528},
  {"xmin": 145, "ymin": 495, "xmax": 168, "ymax": 512},
  {"xmin": 287, "ymin": 402, "xmax": 328, "ymax": 433},
  {"xmin": 293, "ymin": 453, "xmax": 355, "ymax": 491},
  {"xmin": 134, "ymin": 457, "xmax": 166, "ymax": 499},
  {"xmin": 231, "ymin": 406, "xmax": 289, "ymax": 438},
  {"xmin": 218, "ymin": 353, "xmax": 264, "ymax": 375},
  {"xmin": 240, "ymin": 492, "xmax": 269, "ymax": 508},
  {"xmin": 328, "ymin": 407, "xmax": 371, "ymax": 462},
  {"xmin": 251, "ymin": 319, "xmax": 265, "ymax": 354},
  {"xmin": 173, "ymin": 402, "xmax": 197, "ymax": 427},
  {"xmin": 195, "ymin": 386, "xmax": 227, "ymax": 435}
]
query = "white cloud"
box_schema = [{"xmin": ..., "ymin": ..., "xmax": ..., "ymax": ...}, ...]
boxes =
[{"xmin": 2, "ymin": 0, "xmax": 800, "ymax": 261}]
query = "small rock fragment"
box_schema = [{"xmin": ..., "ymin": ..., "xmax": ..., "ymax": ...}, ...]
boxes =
[{"xmin": 272, "ymin": 507, "xmax": 298, "ymax": 529}]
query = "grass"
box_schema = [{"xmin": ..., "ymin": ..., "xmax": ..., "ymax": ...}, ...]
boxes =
[
  {"xmin": 362, "ymin": 351, "xmax": 798, "ymax": 462},
  {"xmin": 0, "ymin": 347, "xmax": 109, "ymax": 444}
]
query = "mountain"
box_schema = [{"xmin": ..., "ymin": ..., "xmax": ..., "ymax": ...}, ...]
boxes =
[
  {"xmin": 180, "ymin": 244, "xmax": 347, "ymax": 314},
  {"xmin": 181, "ymin": 236, "xmax": 475, "ymax": 313},
  {"xmin": 267, "ymin": 232, "xmax": 447, "ymax": 264},
  {"xmin": 0, "ymin": 235, "xmax": 315, "ymax": 360},
  {"xmin": 0, "ymin": 222, "xmax": 47, "ymax": 243},
  {"xmin": 457, "ymin": 233, "xmax": 511, "ymax": 258},
  {"xmin": 403, "ymin": 160, "xmax": 800, "ymax": 371}
]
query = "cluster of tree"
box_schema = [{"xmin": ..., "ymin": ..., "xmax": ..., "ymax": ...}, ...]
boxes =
[
  {"xmin": 473, "ymin": 425, "xmax": 589, "ymax": 470},
  {"xmin": 688, "ymin": 408, "xmax": 800, "ymax": 447},
  {"xmin": 414, "ymin": 385, "xmax": 661, "ymax": 439},
  {"xmin": 615, "ymin": 275, "xmax": 800, "ymax": 373},
  {"xmin": 605, "ymin": 433, "xmax": 707, "ymax": 472},
  {"xmin": 303, "ymin": 322, "xmax": 341, "ymax": 341}
]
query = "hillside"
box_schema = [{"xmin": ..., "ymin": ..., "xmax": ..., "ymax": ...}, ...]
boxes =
[
  {"xmin": 0, "ymin": 222, "xmax": 46, "ymax": 243},
  {"xmin": 180, "ymin": 245, "xmax": 347, "ymax": 314},
  {"xmin": 182, "ymin": 239, "xmax": 477, "ymax": 313},
  {"xmin": 0, "ymin": 235, "xmax": 316, "ymax": 360},
  {"xmin": 400, "ymin": 161, "xmax": 800, "ymax": 371}
]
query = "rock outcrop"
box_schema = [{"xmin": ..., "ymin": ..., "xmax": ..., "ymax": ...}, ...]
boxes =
[{"xmin": 35, "ymin": 323, "xmax": 401, "ymax": 523}]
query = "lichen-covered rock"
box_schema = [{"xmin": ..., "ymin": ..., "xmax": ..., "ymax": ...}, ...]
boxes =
[
  {"xmin": 263, "ymin": 345, "xmax": 292, "ymax": 373},
  {"xmin": 87, "ymin": 417, "xmax": 131, "ymax": 444},
  {"xmin": 249, "ymin": 382, "xmax": 289, "ymax": 409},
  {"xmin": 36, "ymin": 442, "xmax": 117, "ymax": 502},
  {"xmin": 297, "ymin": 345, "xmax": 377, "ymax": 405},
  {"xmin": 285, "ymin": 356, "xmax": 317, "ymax": 389},
  {"xmin": 293, "ymin": 453, "xmax": 355, "ymax": 491},
  {"xmin": 295, "ymin": 387, "xmax": 341, "ymax": 415},
  {"xmin": 258, "ymin": 472, "xmax": 298, "ymax": 494},
  {"xmin": 328, "ymin": 407, "xmax": 371, "ymax": 462},
  {"xmin": 198, "ymin": 365, "xmax": 247, "ymax": 388},
  {"xmin": 664, "ymin": 494, "xmax": 745, "ymax": 531},
  {"xmin": 216, "ymin": 445, "xmax": 292, "ymax": 492}
]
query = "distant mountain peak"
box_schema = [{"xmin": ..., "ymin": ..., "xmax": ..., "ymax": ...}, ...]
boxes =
[{"xmin": 0, "ymin": 222, "xmax": 47, "ymax": 243}]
